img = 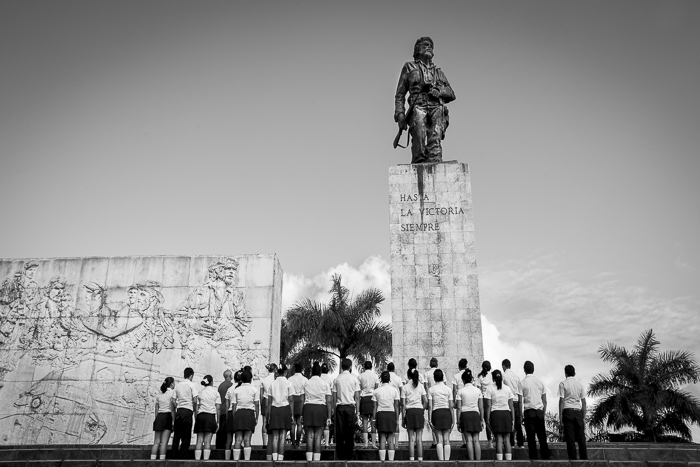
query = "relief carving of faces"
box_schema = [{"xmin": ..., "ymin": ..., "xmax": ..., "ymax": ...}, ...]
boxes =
[
  {"xmin": 48, "ymin": 284, "xmax": 64, "ymax": 302},
  {"xmin": 85, "ymin": 290, "xmax": 103, "ymax": 313},
  {"xmin": 223, "ymin": 266, "xmax": 237, "ymax": 286},
  {"xmin": 24, "ymin": 267, "xmax": 37, "ymax": 281}
]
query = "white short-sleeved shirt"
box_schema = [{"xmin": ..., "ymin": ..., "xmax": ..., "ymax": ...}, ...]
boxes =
[
  {"xmin": 426, "ymin": 368, "xmax": 438, "ymax": 387},
  {"xmin": 303, "ymin": 376, "xmax": 331, "ymax": 405},
  {"xmin": 428, "ymin": 382, "xmax": 453, "ymax": 410},
  {"xmin": 172, "ymin": 379, "xmax": 199, "ymax": 411},
  {"xmin": 388, "ymin": 372, "xmax": 403, "ymax": 395},
  {"xmin": 373, "ymin": 383, "xmax": 399, "ymax": 412},
  {"xmin": 451, "ymin": 370, "xmax": 466, "ymax": 393},
  {"xmin": 260, "ymin": 373, "xmax": 275, "ymax": 399},
  {"xmin": 457, "ymin": 384, "xmax": 482, "ymax": 413},
  {"xmin": 156, "ymin": 389, "xmax": 174, "ymax": 414},
  {"xmin": 270, "ymin": 376, "xmax": 294, "ymax": 407},
  {"xmin": 503, "ymin": 369, "xmax": 522, "ymax": 396},
  {"xmin": 558, "ymin": 377, "xmax": 585, "ymax": 410},
  {"xmin": 402, "ymin": 381, "xmax": 427, "ymax": 410},
  {"xmin": 229, "ymin": 383, "xmax": 259, "ymax": 411},
  {"xmin": 320, "ymin": 373, "xmax": 334, "ymax": 388},
  {"xmin": 359, "ymin": 370, "xmax": 378, "ymax": 397},
  {"xmin": 333, "ymin": 371, "xmax": 361, "ymax": 406},
  {"xmin": 289, "ymin": 373, "xmax": 307, "ymax": 395},
  {"xmin": 476, "ymin": 371, "xmax": 493, "ymax": 397},
  {"xmin": 521, "ymin": 374, "xmax": 546, "ymax": 410},
  {"xmin": 484, "ymin": 385, "xmax": 514, "ymax": 411},
  {"xmin": 198, "ymin": 385, "xmax": 222, "ymax": 414}
]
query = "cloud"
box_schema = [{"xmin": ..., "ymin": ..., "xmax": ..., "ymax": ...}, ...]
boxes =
[{"xmin": 282, "ymin": 255, "xmax": 392, "ymax": 320}]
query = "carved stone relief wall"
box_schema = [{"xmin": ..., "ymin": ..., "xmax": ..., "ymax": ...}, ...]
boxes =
[{"xmin": 0, "ymin": 255, "xmax": 282, "ymax": 445}]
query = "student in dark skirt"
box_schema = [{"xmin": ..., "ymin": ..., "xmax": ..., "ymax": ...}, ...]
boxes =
[
  {"xmin": 194, "ymin": 375, "xmax": 221, "ymax": 460},
  {"xmin": 266, "ymin": 364, "xmax": 294, "ymax": 461},
  {"xmin": 301, "ymin": 362, "xmax": 332, "ymax": 461},
  {"xmin": 456, "ymin": 369, "xmax": 484, "ymax": 460},
  {"xmin": 402, "ymin": 367, "xmax": 427, "ymax": 461},
  {"xmin": 223, "ymin": 369, "xmax": 243, "ymax": 460},
  {"xmin": 151, "ymin": 377, "xmax": 175, "ymax": 460},
  {"xmin": 373, "ymin": 371, "xmax": 400, "ymax": 461},
  {"xmin": 231, "ymin": 369, "xmax": 259, "ymax": 460},
  {"xmin": 358, "ymin": 360, "xmax": 379, "ymax": 448},
  {"xmin": 428, "ymin": 369, "xmax": 454, "ymax": 460},
  {"xmin": 288, "ymin": 363, "xmax": 308, "ymax": 447},
  {"xmin": 485, "ymin": 370, "xmax": 515, "ymax": 461}
]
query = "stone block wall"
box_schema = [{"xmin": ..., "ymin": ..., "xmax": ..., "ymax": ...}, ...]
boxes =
[{"xmin": 389, "ymin": 162, "xmax": 484, "ymax": 378}]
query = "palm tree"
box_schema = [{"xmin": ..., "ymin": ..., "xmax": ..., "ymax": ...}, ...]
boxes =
[
  {"xmin": 281, "ymin": 274, "xmax": 391, "ymax": 371},
  {"xmin": 588, "ymin": 329, "xmax": 700, "ymax": 442}
]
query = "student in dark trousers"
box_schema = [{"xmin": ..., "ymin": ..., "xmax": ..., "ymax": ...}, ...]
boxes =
[
  {"xmin": 558, "ymin": 365, "xmax": 587, "ymax": 460},
  {"xmin": 172, "ymin": 367, "xmax": 198, "ymax": 458},
  {"xmin": 332, "ymin": 358, "xmax": 360, "ymax": 460},
  {"xmin": 520, "ymin": 361, "xmax": 550, "ymax": 460},
  {"xmin": 216, "ymin": 370, "xmax": 233, "ymax": 449}
]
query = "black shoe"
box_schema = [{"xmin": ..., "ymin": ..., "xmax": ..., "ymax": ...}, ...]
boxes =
[
  {"xmin": 430, "ymin": 444, "xmax": 437, "ymax": 449},
  {"xmin": 460, "ymin": 444, "xmax": 467, "ymax": 448},
  {"xmin": 262, "ymin": 445, "xmax": 267, "ymax": 449}
]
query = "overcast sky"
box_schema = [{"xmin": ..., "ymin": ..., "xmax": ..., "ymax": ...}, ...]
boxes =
[{"xmin": 1, "ymin": 0, "xmax": 699, "ymax": 438}]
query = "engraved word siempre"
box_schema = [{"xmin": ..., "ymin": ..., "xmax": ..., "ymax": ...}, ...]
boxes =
[{"xmin": 398, "ymin": 193, "xmax": 465, "ymax": 232}]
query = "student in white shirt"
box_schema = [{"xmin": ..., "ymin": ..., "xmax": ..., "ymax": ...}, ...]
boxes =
[
  {"xmin": 260, "ymin": 363, "xmax": 277, "ymax": 453},
  {"xmin": 428, "ymin": 369, "xmax": 454, "ymax": 460},
  {"xmin": 455, "ymin": 369, "xmax": 484, "ymax": 460},
  {"xmin": 451, "ymin": 358, "xmax": 468, "ymax": 448},
  {"xmin": 151, "ymin": 377, "xmax": 175, "ymax": 460},
  {"xmin": 358, "ymin": 360, "xmax": 379, "ymax": 448},
  {"xmin": 558, "ymin": 364, "xmax": 587, "ymax": 460},
  {"xmin": 288, "ymin": 363, "xmax": 308, "ymax": 447},
  {"xmin": 386, "ymin": 362, "xmax": 403, "ymax": 439},
  {"xmin": 194, "ymin": 374, "xmax": 221, "ymax": 460},
  {"xmin": 320, "ymin": 363, "xmax": 334, "ymax": 446},
  {"xmin": 485, "ymin": 369, "xmax": 515, "ymax": 461},
  {"xmin": 373, "ymin": 371, "xmax": 400, "ymax": 461},
  {"xmin": 229, "ymin": 369, "xmax": 259, "ymax": 460},
  {"xmin": 266, "ymin": 364, "xmax": 294, "ymax": 461},
  {"xmin": 476, "ymin": 360, "xmax": 494, "ymax": 447},
  {"xmin": 425, "ymin": 357, "xmax": 440, "ymax": 448},
  {"xmin": 333, "ymin": 358, "xmax": 361, "ymax": 461},
  {"xmin": 402, "ymin": 367, "xmax": 427, "ymax": 461},
  {"xmin": 172, "ymin": 367, "xmax": 199, "ymax": 459},
  {"xmin": 301, "ymin": 362, "xmax": 332, "ymax": 461}
]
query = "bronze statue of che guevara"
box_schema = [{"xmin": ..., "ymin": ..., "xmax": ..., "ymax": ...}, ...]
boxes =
[{"xmin": 394, "ymin": 37, "xmax": 456, "ymax": 163}]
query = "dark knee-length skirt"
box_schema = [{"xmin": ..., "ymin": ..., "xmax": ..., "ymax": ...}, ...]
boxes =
[
  {"xmin": 268, "ymin": 405, "xmax": 292, "ymax": 431},
  {"xmin": 194, "ymin": 412, "xmax": 218, "ymax": 433},
  {"xmin": 302, "ymin": 403, "xmax": 327, "ymax": 428},
  {"xmin": 233, "ymin": 408, "xmax": 256, "ymax": 433},
  {"xmin": 376, "ymin": 411, "xmax": 397, "ymax": 433},
  {"xmin": 431, "ymin": 408, "xmax": 452, "ymax": 430},
  {"xmin": 360, "ymin": 396, "xmax": 374, "ymax": 416},
  {"xmin": 404, "ymin": 408, "xmax": 425, "ymax": 431},
  {"xmin": 460, "ymin": 411, "xmax": 482, "ymax": 433},
  {"xmin": 490, "ymin": 410, "xmax": 512, "ymax": 434},
  {"xmin": 153, "ymin": 412, "xmax": 173, "ymax": 432}
]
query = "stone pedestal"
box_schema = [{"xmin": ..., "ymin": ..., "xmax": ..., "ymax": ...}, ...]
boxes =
[
  {"xmin": 0, "ymin": 254, "xmax": 282, "ymax": 445},
  {"xmin": 389, "ymin": 162, "xmax": 484, "ymax": 378}
]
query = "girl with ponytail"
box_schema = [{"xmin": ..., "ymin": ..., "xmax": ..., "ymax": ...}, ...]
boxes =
[
  {"xmin": 151, "ymin": 377, "xmax": 175, "ymax": 460},
  {"xmin": 402, "ymin": 367, "xmax": 427, "ymax": 461},
  {"xmin": 456, "ymin": 369, "xmax": 484, "ymax": 460},
  {"xmin": 476, "ymin": 361, "xmax": 493, "ymax": 446},
  {"xmin": 484, "ymin": 369, "xmax": 515, "ymax": 461}
]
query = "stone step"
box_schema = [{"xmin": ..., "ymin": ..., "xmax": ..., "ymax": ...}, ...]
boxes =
[{"xmin": 0, "ymin": 443, "xmax": 698, "ymax": 465}]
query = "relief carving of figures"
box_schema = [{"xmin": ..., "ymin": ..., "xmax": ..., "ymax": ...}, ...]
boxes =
[{"xmin": 176, "ymin": 257, "xmax": 252, "ymax": 368}]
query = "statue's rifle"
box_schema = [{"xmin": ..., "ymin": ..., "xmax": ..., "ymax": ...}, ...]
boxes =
[{"xmin": 393, "ymin": 103, "xmax": 414, "ymax": 149}]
